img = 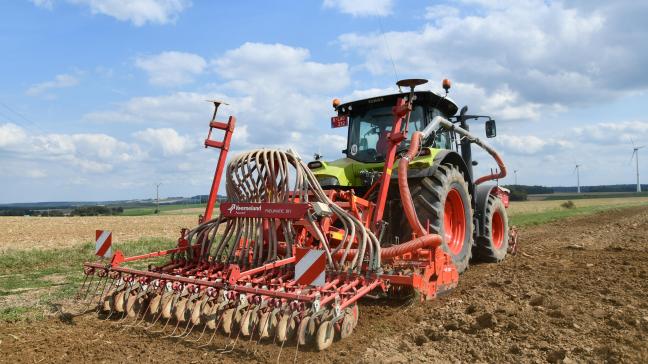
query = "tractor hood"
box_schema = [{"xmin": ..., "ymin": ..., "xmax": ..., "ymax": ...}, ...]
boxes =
[{"xmin": 310, "ymin": 148, "xmax": 443, "ymax": 187}]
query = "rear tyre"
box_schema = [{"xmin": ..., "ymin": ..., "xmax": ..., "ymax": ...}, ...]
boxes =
[
  {"xmin": 396, "ymin": 164, "xmax": 474, "ymax": 273},
  {"xmin": 474, "ymin": 195, "xmax": 509, "ymax": 262}
]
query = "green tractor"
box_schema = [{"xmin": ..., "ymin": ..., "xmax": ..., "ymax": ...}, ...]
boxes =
[{"xmin": 308, "ymin": 79, "xmax": 513, "ymax": 273}]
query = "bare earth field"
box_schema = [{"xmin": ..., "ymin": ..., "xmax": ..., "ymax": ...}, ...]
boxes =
[
  {"xmin": 1, "ymin": 205, "xmax": 647, "ymax": 363},
  {"xmin": 0, "ymin": 215, "xmax": 199, "ymax": 251}
]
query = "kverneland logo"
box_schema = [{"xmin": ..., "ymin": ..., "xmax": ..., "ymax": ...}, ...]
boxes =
[{"xmin": 227, "ymin": 203, "xmax": 262, "ymax": 214}]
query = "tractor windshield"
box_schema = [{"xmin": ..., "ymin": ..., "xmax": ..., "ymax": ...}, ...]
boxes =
[{"xmin": 347, "ymin": 105, "xmax": 426, "ymax": 163}]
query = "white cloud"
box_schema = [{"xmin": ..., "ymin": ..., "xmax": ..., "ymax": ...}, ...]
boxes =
[
  {"xmin": 572, "ymin": 121, "xmax": 648, "ymax": 146},
  {"xmin": 133, "ymin": 128, "xmax": 191, "ymax": 156},
  {"xmin": 68, "ymin": 0, "xmax": 191, "ymax": 26},
  {"xmin": 85, "ymin": 42, "xmax": 351, "ymax": 160},
  {"xmin": 83, "ymin": 91, "xmax": 216, "ymax": 124},
  {"xmin": 0, "ymin": 123, "xmax": 28, "ymax": 148},
  {"xmin": 0, "ymin": 123, "xmax": 146, "ymax": 173},
  {"xmin": 30, "ymin": 0, "xmax": 54, "ymax": 9},
  {"xmin": 493, "ymin": 134, "xmax": 572, "ymax": 155},
  {"xmin": 25, "ymin": 73, "xmax": 79, "ymax": 97},
  {"xmin": 323, "ymin": 0, "xmax": 393, "ymax": 17},
  {"xmin": 214, "ymin": 42, "xmax": 349, "ymax": 94},
  {"xmin": 135, "ymin": 51, "xmax": 206, "ymax": 86},
  {"xmin": 424, "ymin": 5, "xmax": 460, "ymax": 20},
  {"xmin": 337, "ymin": 1, "xmax": 648, "ymax": 116}
]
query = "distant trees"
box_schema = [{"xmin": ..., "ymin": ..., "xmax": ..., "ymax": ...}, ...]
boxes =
[
  {"xmin": 70, "ymin": 206, "xmax": 123, "ymax": 216},
  {"xmin": 0, "ymin": 208, "xmax": 34, "ymax": 216},
  {"xmin": 503, "ymin": 185, "xmax": 528, "ymax": 201}
]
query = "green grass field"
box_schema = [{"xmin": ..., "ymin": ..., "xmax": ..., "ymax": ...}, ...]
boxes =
[
  {"xmin": 121, "ymin": 203, "xmax": 207, "ymax": 216},
  {"xmin": 538, "ymin": 191, "xmax": 648, "ymax": 201},
  {"xmin": 0, "ymin": 239, "xmax": 174, "ymax": 321}
]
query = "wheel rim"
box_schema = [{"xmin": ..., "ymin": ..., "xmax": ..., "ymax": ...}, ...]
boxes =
[
  {"xmin": 491, "ymin": 209, "xmax": 505, "ymax": 249},
  {"xmin": 443, "ymin": 188, "xmax": 466, "ymax": 255}
]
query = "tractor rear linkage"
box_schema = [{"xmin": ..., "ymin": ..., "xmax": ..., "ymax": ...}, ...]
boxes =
[{"xmin": 78, "ymin": 82, "xmax": 512, "ymax": 351}]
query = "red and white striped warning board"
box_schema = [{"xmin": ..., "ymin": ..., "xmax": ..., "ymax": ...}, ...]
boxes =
[
  {"xmin": 294, "ymin": 248, "xmax": 326, "ymax": 287},
  {"xmin": 95, "ymin": 230, "xmax": 112, "ymax": 258}
]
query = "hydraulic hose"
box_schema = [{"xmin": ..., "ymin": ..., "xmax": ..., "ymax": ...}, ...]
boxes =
[
  {"xmin": 334, "ymin": 233, "xmax": 442, "ymax": 260},
  {"xmin": 397, "ymin": 115, "xmax": 508, "ymax": 234}
]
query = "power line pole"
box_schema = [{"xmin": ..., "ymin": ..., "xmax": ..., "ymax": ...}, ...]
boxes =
[{"xmin": 155, "ymin": 183, "xmax": 162, "ymax": 214}]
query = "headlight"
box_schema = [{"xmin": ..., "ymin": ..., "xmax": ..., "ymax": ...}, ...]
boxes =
[{"xmin": 317, "ymin": 177, "xmax": 339, "ymax": 187}]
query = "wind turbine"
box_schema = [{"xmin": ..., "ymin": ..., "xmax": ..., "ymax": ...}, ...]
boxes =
[
  {"xmin": 513, "ymin": 169, "xmax": 518, "ymax": 185},
  {"xmin": 630, "ymin": 139, "xmax": 645, "ymax": 193},
  {"xmin": 574, "ymin": 164, "xmax": 581, "ymax": 194}
]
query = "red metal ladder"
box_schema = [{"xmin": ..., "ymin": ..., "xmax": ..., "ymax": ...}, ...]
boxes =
[{"xmin": 202, "ymin": 100, "xmax": 235, "ymax": 221}]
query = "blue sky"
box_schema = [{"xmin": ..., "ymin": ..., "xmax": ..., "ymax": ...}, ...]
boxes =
[{"xmin": 1, "ymin": 0, "xmax": 647, "ymax": 203}]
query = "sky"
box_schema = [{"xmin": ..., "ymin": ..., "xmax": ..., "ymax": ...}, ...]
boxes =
[{"xmin": 1, "ymin": 0, "xmax": 647, "ymax": 203}]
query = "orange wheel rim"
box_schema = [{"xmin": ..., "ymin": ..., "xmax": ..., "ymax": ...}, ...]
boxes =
[
  {"xmin": 492, "ymin": 209, "xmax": 505, "ymax": 249},
  {"xmin": 444, "ymin": 188, "xmax": 466, "ymax": 255}
]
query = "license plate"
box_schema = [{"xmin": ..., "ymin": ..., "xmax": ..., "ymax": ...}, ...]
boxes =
[{"xmin": 331, "ymin": 115, "xmax": 349, "ymax": 128}]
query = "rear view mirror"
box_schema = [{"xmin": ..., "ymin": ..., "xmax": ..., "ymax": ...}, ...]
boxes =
[{"xmin": 485, "ymin": 119, "xmax": 496, "ymax": 138}]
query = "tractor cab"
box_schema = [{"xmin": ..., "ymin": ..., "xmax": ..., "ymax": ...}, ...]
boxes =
[
  {"xmin": 337, "ymin": 91, "xmax": 459, "ymax": 163},
  {"xmin": 309, "ymin": 90, "xmax": 460, "ymax": 189}
]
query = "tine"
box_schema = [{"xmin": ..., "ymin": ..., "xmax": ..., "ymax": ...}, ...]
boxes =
[
  {"xmin": 121, "ymin": 294, "xmax": 149, "ymax": 331},
  {"xmin": 246, "ymin": 311, "xmax": 260, "ymax": 353},
  {"xmin": 170, "ymin": 316, "xmax": 193, "ymax": 338},
  {"xmin": 162, "ymin": 319, "xmax": 182, "ymax": 338},
  {"xmin": 156, "ymin": 315, "xmax": 173, "ymax": 333},
  {"xmin": 292, "ymin": 338, "xmax": 300, "ymax": 364},
  {"xmin": 129, "ymin": 291, "xmax": 153, "ymax": 328},
  {"xmin": 103, "ymin": 309, "xmax": 116, "ymax": 321},
  {"xmin": 95, "ymin": 279, "xmax": 116, "ymax": 314},
  {"xmin": 179, "ymin": 323, "xmax": 195, "ymax": 339},
  {"xmin": 143, "ymin": 299, "xmax": 166, "ymax": 330},
  {"xmin": 187, "ymin": 321, "xmax": 208, "ymax": 342},
  {"xmin": 219, "ymin": 323, "xmax": 242, "ymax": 354},
  {"xmin": 253, "ymin": 313, "xmax": 266, "ymax": 355},
  {"xmin": 81, "ymin": 275, "xmax": 96, "ymax": 301},
  {"xmin": 276, "ymin": 332, "xmax": 286, "ymax": 364},
  {"xmin": 82, "ymin": 277, "xmax": 105, "ymax": 313},
  {"xmin": 75, "ymin": 274, "xmax": 90, "ymax": 300},
  {"xmin": 198, "ymin": 314, "xmax": 223, "ymax": 348},
  {"xmin": 152, "ymin": 292, "xmax": 178, "ymax": 333}
]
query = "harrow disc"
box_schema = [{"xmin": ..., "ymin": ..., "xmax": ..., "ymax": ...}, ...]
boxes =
[
  {"xmin": 203, "ymin": 301, "xmax": 219, "ymax": 329},
  {"xmin": 221, "ymin": 308, "xmax": 236, "ymax": 334},
  {"xmin": 190, "ymin": 297, "xmax": 206, "ymax": 325},
  {"xmin": 174, "ymin": 297, "xmax": 189, "ymax": 322},
  {"xmin": 297, "ymin": 316, "xmax": 316, "ymax": 346},
  {"xmin": 125, "ymin": 292, "xmax": 141, "ymax": 317},
  {"xmin": 258, "ymin": 311, "xmax": 278, "ymax": 339},
  {"xmin": 113, "ymin": 290, "xmax": 126, "ymax": 313},
  {"xmin": 276, "ymin": 314, "xmax": 297, "ymax": 342},
  {"xmin": 340, "ymin": 312, "xmax": 354, "ymax": 339},
  {"xmin": 160, "ymin": 294, "xmax": 174, "ymax": 319},
  {"xmin": 147, "ymin": 293, "xmax": 162, "ymax": 317},
  {"xmin": 240, "ymin": 310, "xmax": 255, "ymax": 337},
  {"xmin": 102, "ymin": 288, "xmax": 116, "ymax": 312},
  {"xmin": 316, "ymin": 321, "xmax": 334, "ymax": 351}
]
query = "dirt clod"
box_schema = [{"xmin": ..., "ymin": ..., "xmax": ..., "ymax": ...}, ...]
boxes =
[{"xmin": 476, "ymin": 312, "xmax": 497, "ymax": 329}]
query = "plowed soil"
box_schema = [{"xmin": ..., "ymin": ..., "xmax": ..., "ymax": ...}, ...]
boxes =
[{"xmin": 2, "ymin": 206, "xmax": 647, "ymax": 363}]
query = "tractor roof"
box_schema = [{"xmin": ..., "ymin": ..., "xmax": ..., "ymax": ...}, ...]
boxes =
[{"xmin": 337, "ymin": 90, "xmax": 459, "ymax": 117}]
